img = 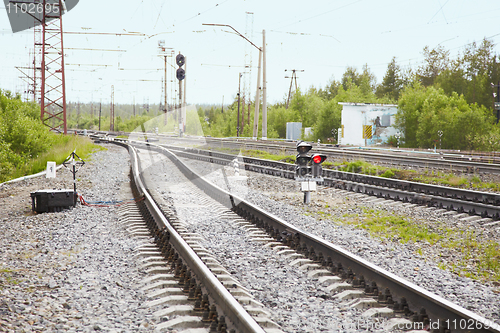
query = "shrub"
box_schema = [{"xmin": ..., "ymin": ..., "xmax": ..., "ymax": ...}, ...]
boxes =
[{"xmin": 380, "ymin": 169, "xmax": 395, "ymax": 178}]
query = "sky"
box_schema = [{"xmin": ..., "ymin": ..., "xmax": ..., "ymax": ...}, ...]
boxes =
[{"xmin": 1, "ymin": 0, "xmax": 500, "ymax": 107}]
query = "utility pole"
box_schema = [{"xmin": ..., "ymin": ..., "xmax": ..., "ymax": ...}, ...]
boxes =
[
  {"xmin": 253, "ymin": 50, "xmax": 262, "ymax": 140},
  {"xmin": 183, "ymin": 56, "xmax": 187, "ymax": 133},
  {"xmin": 285, "ymin": 69, "xmax": 304, "ymax": 109},
  {"xmin": 77, "ymin": 102, "xmax": 80, "ymax": 129},
  {"xmin": 40, "ymin": 0, "xmax": 67, "ymax": 134},
  {"xmin": 178, "ymin": 75, "xmax": 182, "ymax": 133},
  {"xmin": 202, "ymin": 23, "xmax": 266, "ymax": 140},
  {"xmin": 262, "ymin": 29, "xmax": 267, "ymax": 140},
  {"xmin": 164, "ymin": 55, "xmax": 168, "ymax": 114},
  {"xmin": 110, "ymin": 85, "xmax": 115, "ymax": 131},
  {"xmin": 241, "ymin": 93, "xmax": 245, "ymax": 132},
  {"xmin": 10, "ymin": 0, "xmax": 68, "ymax": 133},
  {"xmin": 99, "ymin": 102, "xmax": 102, "ymax": 131},
  {"xmin": 158, "ymin": 41, "xmax": 172, "ymax": 126},
  {"xmin": 237, "ymin": 73, "xmax": 242, "ymax": 137}
]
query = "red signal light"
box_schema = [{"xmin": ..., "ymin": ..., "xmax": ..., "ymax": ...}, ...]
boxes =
[{"xmin": 312, "ymin": 154, "xmax": 326, "ymax": 164}]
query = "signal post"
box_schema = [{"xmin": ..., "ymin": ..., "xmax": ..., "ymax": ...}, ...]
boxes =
[
  {"xmin": 295, "ymin": 141, "xmax": 326, "ymax": 204},
  {"xmin": 176, "ymin": 53, "xmax": 186, "ymax": 136}
]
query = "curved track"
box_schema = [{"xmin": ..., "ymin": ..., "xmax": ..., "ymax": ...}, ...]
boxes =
[
  {"xmin": 109, "ymin": 137, "xmax": 500, "ymax": 333},
  {"xmin": 120, "ymin": 140, "xmax": 268, "ymax": 333}
]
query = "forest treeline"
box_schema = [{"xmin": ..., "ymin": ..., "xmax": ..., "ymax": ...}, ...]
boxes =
[
  {"xmin": 66, "ymin": 38, "xmax": 500, "ymax": 150},
  {"xmin": 3, "ymin": 38, "xmax": 500, "ymax": 163},
  {"xmin": 197, "ymin": 38, "xmax": 500, "ymax": 150}
]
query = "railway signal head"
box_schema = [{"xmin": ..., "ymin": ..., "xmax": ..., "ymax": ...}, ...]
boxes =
[
  {"xmin": 176, "ymin": 68, "xmax": 186, "ymax": 81},
  {"xmin": 311, "ymin": 154, "xmax": 327, "ymax": 178},
  {"xmin": 296, "ymin": 141, "xmax": 312, "ymax": 154},
  {"xmin": 176, "ymin": 54, "xmax": 185, "ymax": 67},
  {"xmin": 295, "ymin": 141, "xmax": 312, "ymax": 179},
  {"xmin": 176, "ymin": 53, "xmax": 186, "ymax": 80}
]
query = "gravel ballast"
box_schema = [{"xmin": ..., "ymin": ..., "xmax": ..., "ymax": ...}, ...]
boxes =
[
  {"xmin": 141, "ymin": 153, "xmax": 373, "ymax": 332},
  {"xmin": 3, "ymin": 142, "xmax": 499, "ymax": 332},
  {"xmin": 0, "ymin": 144, "xmax": 156, "ymax": 332},
  {"xmin": 171, "ymin": 154, "xmax": 500, "ymax": 328}
]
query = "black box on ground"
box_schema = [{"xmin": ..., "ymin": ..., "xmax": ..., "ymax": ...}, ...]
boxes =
[{"xmin": 30, "ymin": 189, "xmax": 75, "ymax": 213}]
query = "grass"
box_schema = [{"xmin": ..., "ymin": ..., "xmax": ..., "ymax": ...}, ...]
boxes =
[
  {"xmin": 414, "ymin": 171, "xmax": 500, "ymax": 191},
  {"xmin": 337, "ymin": 207, "xmax": 500, "ymax": 283},
  {"xmin": 6, "ymin": 135, "xmax": 104, "ymax": 181},
  {"xmin": 440, "ymin": 230, "xmax": 500, "ymax": 281},
  {"xmin": 345, "ymin": 208, "xmax": 441, "ymax": 245},
  {"xmin": 204, "ymin": 148, "xmax": 500, "ymax": 192},
  {"xmin": 0, "ymin": 267, "xmax": 20, "ymax": 286},
  {"xmin": 242, "ymin": 149, "xmax": 296, "ymax": 163}
]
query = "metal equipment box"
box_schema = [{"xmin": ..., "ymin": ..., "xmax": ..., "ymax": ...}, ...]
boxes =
[
  {"xmin": 286, "ymin": 122, "xmax": 302, "ymax": 140},
  {"xmin": 30, "ymin": 189, "xmax": 75, "ymax": 213}
]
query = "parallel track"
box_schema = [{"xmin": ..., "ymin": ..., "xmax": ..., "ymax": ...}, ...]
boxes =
[
  {"xmin": 155, "ymin": 144, "xmax": 500, "ymax": 221},
  {"xmin": 115, "ymin": 138, "xmax": 500, "ymax": 333},
  {"xmin": 82, "ymin": 130, "xmax": 500, "ymax": 173},
  {"xmin": 181, "ymin": 136, "xmax": 500, "ymax": 174}
]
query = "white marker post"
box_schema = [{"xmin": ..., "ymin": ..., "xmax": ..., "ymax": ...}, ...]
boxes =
[{"xmin": 46, "ymin": 161, "xmax": 56, "ymax": 178}]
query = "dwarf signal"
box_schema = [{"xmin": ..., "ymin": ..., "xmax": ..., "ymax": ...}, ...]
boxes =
[{"xmin": 294, "ymin": 141, "xmax": 326, "ymax": 180}]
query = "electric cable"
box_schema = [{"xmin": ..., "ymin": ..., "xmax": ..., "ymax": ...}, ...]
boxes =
[{"xmin": 78, "ymin": 194, "xmax": 145, "ymax": 207}]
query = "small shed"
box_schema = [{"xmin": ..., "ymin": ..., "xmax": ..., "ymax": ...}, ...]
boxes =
[{"xmin": 339, "ymin": 103, "xmax": 398, "ymax": 146}]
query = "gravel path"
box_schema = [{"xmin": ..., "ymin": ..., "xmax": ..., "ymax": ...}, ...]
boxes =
[
  {"xmin": 0, "ymin": 144, "xmax": 157, "ymax": 332},
  {"xmin": 173, "ymin": 154, "xmax": 500, "ymax": 328}
]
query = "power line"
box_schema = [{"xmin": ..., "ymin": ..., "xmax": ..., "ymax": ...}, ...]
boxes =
[{"xmin": 276, "ymin": 0, "xmax": 364, "ymax": 30}]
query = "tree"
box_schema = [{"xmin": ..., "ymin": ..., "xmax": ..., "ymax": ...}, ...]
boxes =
[
  {"xmin": 418, "ymin": 45, "xmax": 450, "ymax": 86},
  {"xmin": 341, "ymin": 66, "xmax": 361, "ymax": 91},
  {"xmin": 396, "ymin": 83, "xmax": 496, "ymax": 149},
  {"xmin": 313, "ymin": 99, "xmax": 341, "ymax": 141},
  {"xmin": 395, "ymin": 81, "xmax": 427, "ymax": 147},
  {"xmin": 319, "ymin": 77, "xmax": 341, "ymax": 100},
  {"xmin": 376, "ymin": 57, "xmax": 403, "ymax": 101},
  {"xmin": 341, "ymin": 65, "xmax": 376, "ymax": 92}
]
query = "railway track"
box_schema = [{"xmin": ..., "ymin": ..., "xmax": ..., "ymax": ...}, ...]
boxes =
[
  {"xmin": 168, "ymin": 136, "xmax": 500, "ymax": 174},
  {"xmin": 146, "ymin": 143, "xmax": 500, "ymax": 223},
  {"xmin": 108, "ymin": 137, "xmax": 499, "ymax": 332},
  {"xmin": 82, "ymin": 130, "xmax": 500, "ymax": 173},
  {"xmin": 117, "ymin": 142, "xmax": 271, "ymax": 332},
  {"xmin": 86, "ymin": 131, "xmax": 500, "ymax": 222}
]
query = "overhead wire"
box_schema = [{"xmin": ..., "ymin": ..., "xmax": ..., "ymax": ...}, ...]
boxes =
[{"xmin": 274, "ymin": 0, "xmax": 364, "ymax": 30}]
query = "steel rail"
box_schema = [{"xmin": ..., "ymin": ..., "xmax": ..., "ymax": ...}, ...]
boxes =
[
  {"xmin": 134, "ymin": 140, "xmax": 500, "ymax": 333},
  {"xmin": 158, "ymin": 144, "xmax": 500, "ymax": 219},
  {"xmin": 198, "ymin": 137, "xmax": 500, "ymax": 174},
  {"xmin": 83, "ymin": 130, "xmax": 500, "ymax": 172},
  {"xmin": 124, "ymin": 142, "xmax": 266, "ymax": 333}
]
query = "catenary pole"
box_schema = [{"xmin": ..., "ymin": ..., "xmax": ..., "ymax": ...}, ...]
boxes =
[
  {"xmin": 253, "ymin": 50, "xmax": 262, "ymax": 139},
  {"xmin": 261, "ymin": 30, "xmax": 267, "ymax": 140}
]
